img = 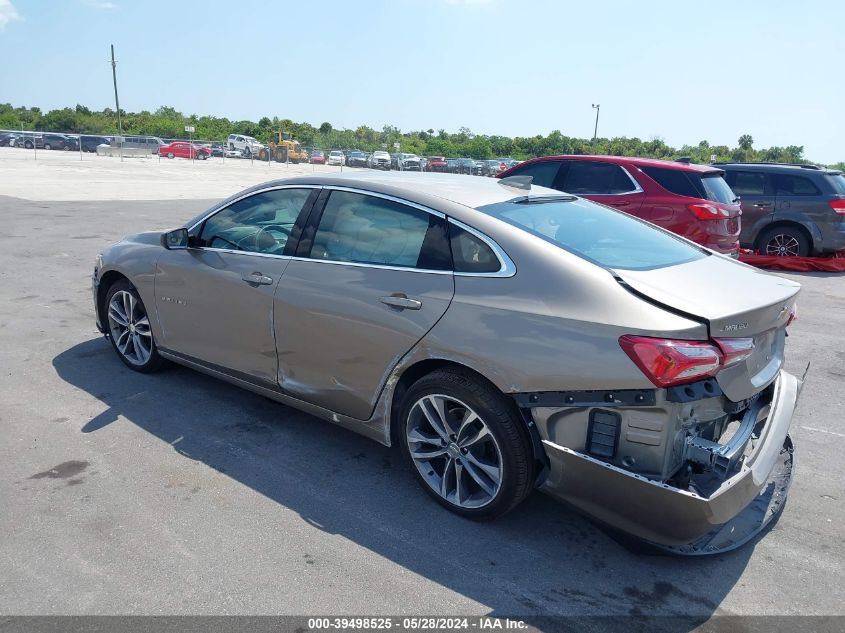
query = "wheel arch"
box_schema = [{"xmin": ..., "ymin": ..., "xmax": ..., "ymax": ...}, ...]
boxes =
[
  {"xmin": 755, "ymin": 219, "xmax": 818, "ymax": 254},
  {"xmin": 96, "ymin": 269, "xmax": 131, "ymax": 330},
  {"xmin": 388, "ymin": 358, "xmax": 549, "ymax": 483}
]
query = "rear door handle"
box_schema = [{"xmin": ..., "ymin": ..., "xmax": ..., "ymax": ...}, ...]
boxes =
[
  {"xmin": 379, "ymin": 295, "xmax": 422, "ymax": 310},
  {"xmin": 241, "ymin": 271, "xmax": 274, "ymax": 285}
]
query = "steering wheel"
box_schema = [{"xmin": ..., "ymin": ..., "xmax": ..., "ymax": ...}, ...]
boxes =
[{"xmin": 253, "ymin": 224, "xmax": 292, "ymax": 252}]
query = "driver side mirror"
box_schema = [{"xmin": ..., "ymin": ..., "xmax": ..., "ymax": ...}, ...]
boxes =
[{"xmin": 162, "ymin": 228, "xmax": 189, "ymax": 250}]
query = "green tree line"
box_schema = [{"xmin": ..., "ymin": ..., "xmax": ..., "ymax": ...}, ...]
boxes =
[{"xmin": 1, "ymin": 103, "xmax": 842, "ymax": 171}]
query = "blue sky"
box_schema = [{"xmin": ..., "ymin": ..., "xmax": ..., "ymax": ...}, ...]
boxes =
[{"xmin": 1, "ymin": 0, "xmax": 843, "ymax": 163}]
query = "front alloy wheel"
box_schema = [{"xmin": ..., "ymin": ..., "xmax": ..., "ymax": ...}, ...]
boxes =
[
  {"xmin": 105, "ymin": 280, "xmax": 164, "ymax": 372},
  {"xmin": 407, "ymin": 394, "xmax": 503, "ymax": 509}
]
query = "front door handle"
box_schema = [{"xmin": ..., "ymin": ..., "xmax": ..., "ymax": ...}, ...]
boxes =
[
  {"xmin": 379, "ymin": 295, "xmax": 422, "ymax": 310},
  {"xmin": 241, "ymin": 271, "xmax": 274, "ymax": 285}
]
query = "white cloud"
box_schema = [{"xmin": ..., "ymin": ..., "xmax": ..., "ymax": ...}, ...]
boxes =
[
  {"xmin": 0, "ymin": 0, "xmax": 22, "ymax": 30},
  {"xmin": 81, "ymin": 0, "xmax": 118, "ymax": 9}
]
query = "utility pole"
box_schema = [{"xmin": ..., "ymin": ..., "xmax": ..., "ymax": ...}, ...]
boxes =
[
  {"xmin": 591, "ymin": 103, "xmax": 601, "ymax": 143},
  {"xmin": 110, "ymin": 44, "xmax": 124, "ymax": 161}
]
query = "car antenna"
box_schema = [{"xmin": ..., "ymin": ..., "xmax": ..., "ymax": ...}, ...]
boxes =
[{"xmin": 498, "ymin": 175, "xmax": 533, "ymax": 191}]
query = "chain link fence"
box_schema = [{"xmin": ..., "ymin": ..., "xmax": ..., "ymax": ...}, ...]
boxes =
[{"xmin": 0, "ymin": 128, "xmax": 515, "ymax": 177}]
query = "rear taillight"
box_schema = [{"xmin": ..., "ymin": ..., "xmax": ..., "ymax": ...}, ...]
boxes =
[
  {"xmin": 829, "ymin": 200, "xmax": 845, "ymax": 215},
  {"xmin": 619, "ymin": 335, "xmax": 722, "ymax": 387},
  {"xmin": 688, "ymin": 203, "xmax": 730, "ymax": 220},
  {"xmin": 714, "ymin": 337, "xmax": 755, "ymax": 366}
]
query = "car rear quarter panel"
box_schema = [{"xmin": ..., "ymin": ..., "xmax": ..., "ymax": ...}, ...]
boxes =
[{"xmin": 416, "ymin": 226, "xmax": 708, "ymax": 394}]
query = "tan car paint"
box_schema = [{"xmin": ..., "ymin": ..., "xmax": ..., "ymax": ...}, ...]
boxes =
[{"xmin": 93, "ymin": 173, "xmax": 801, "ymax": 551}]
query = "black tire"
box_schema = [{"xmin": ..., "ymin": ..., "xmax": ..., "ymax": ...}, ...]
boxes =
[
  {"xmin": 398, "ymin": 368, "xmax": 534, "ymax": 520},
  {"xmin": 104, "ymin": 279, "xmax": 166, "ymax": 373},
  {"xmin": 166, "ymin": 152, "xmax": 174, "ymax": 159},
  {"xmin": 44, "ymin": 143, "xmax": 52, "ymax": 150},
  {"xmin": 197, "ymin": 152, "xmax": 207, "ymax": 160},
  {"xmin": 757, "ymin": 225, "xmax": 811, "ymax": 257}
]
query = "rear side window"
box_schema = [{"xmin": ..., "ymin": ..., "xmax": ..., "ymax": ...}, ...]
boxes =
[
  {"xmin": 776, "ymin": 175, "xmax": 820, "ymax": 196},
  {"xmin": 450, "ymin": 223, "xmax": 500, "ymax": 273},
  {"xmin": 558, "ymin": 161, "xmax": 639, "ymax": 194},
  {"xmin": 510, "ymin": 161, "xmax": 560, "ymax": 188},
  {"xmin": 478, "ymin": 198, "xmax": 705, "ymax": 271},
  {"xmin": 641, "ymin": 166, "xmax": 701, "ymax": 198},
  {"xmin": 827, "ymin": 174, "xmax": 845, "ymax": 195},
  {"xmin": 641, "ymin": 167, "xmax": 735, "ymax": 203},
  {"xmin": 309, "ymin": 190, "xmax": 450, "ymax": 270}
]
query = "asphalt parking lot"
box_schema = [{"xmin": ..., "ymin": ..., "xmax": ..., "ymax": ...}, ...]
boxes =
[{"xmin": 0, "ymin": 154, "xmax": 843, "ymax": 623}]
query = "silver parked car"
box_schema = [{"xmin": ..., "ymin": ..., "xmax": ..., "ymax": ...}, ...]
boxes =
[{"xmin": 92, "ymin": 172, "xmax": 802, "ymax": 554}]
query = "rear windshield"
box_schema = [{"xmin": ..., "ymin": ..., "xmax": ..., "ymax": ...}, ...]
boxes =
[
  {"xmin": 641, "ymin": 166, "xmax": 737, "ymax": 204},
  {"xmin": 827, "ymin": 173, "xmax": 845, "ymax": 195},
  {"xmin": 478, "ymin": 198, "xmax": 706, "ymax": 271}
]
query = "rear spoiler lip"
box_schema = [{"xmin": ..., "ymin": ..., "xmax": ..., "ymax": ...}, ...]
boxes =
[{"xmin": 613, "ymin": 276, "xmax": 711, "ymax": 335}]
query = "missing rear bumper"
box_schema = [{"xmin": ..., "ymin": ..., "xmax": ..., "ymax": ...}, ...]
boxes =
[{"xmin": 538, "ymin": 370, "xmax": 799, "ymax": 553}]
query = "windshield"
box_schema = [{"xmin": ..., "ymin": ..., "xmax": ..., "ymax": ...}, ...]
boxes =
[{"xmin": 478, "ymin": 198, "xmax": 706, "ymax": 271}]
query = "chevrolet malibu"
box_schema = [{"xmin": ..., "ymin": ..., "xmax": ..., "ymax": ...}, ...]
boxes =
[{"xmin": 92, "ymin": 172, "xmax": 801, "ymax": 554}]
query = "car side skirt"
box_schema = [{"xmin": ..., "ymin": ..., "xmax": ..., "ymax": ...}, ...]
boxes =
[{"xmin": 156, "ymin": 348, "xmax": 389, "ymax": 445}]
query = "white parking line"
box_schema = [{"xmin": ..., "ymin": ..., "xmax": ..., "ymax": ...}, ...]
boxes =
[{"xmin": 801, "ymin": 425, "xmax": 845, "ymax": 439}]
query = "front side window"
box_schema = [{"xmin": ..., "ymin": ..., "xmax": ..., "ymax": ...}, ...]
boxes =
[
  {"xmin": 198, "ymin": 188, "xmax": 312, "ymax": 254},
  {"xmin": 776, "ymin": 174, "xmax": 821, "ymax": 196},
  {"xmin": 478, "ymin": 198, "xmax": 705, "ymax": 271},
  {"xmin": 309, "ymin": 190, "xmax": 449, "ymax": 270}
]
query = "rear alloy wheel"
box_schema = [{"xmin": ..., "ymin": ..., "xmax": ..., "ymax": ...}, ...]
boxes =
[
  {"xmin": 400, "ymin": 369, "xmax": 533, "ymax": 519},
  {"xmin": 759, "ymin": 226, "xmax": 810, "ymax": 257},
  {"xmin": 105, "ymin": 280, "xmax": 165, "ymax": 373}
]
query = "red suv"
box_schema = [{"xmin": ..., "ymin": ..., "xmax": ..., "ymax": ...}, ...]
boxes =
[{"xmin": 498, "ymin": 155, "xmax": 741, "ymax": 255}]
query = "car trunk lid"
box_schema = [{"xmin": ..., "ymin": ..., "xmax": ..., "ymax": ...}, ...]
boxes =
[{"xmin": 613, "ymin": 255, "xmax": 800, "ymax": 401}]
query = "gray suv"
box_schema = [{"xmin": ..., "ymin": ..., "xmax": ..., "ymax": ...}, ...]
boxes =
[{"xmin": 718, "ymin": 163, "xmax": 845, "ymax": 256}]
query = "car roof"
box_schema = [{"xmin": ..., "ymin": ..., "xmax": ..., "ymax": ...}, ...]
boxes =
[
  {"xmin": 520, "ymin": 154, "xmax": 722, "ymax": 173},
  {"xmin": 228, "ymin": 172, "xmax": 562, "ymax": 210},
  {"xmin": 715, "ymin": 162, "xmax": 840, "ymax": 175}
]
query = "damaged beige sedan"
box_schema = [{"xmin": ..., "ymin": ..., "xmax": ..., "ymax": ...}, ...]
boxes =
[{"xmin": 92, "ymin": 172, "xmax": 801, "ymax": 554}]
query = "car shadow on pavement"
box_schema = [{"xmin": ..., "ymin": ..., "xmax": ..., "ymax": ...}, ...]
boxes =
[{"xmin": 53, "ymin": 338, "xmax": 758, "ymax": 626}]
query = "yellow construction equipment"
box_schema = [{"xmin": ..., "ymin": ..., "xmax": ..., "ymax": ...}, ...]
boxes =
[{"xmin": 258, "ymin": 130, "xmax": 308, "ymax": 163}]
